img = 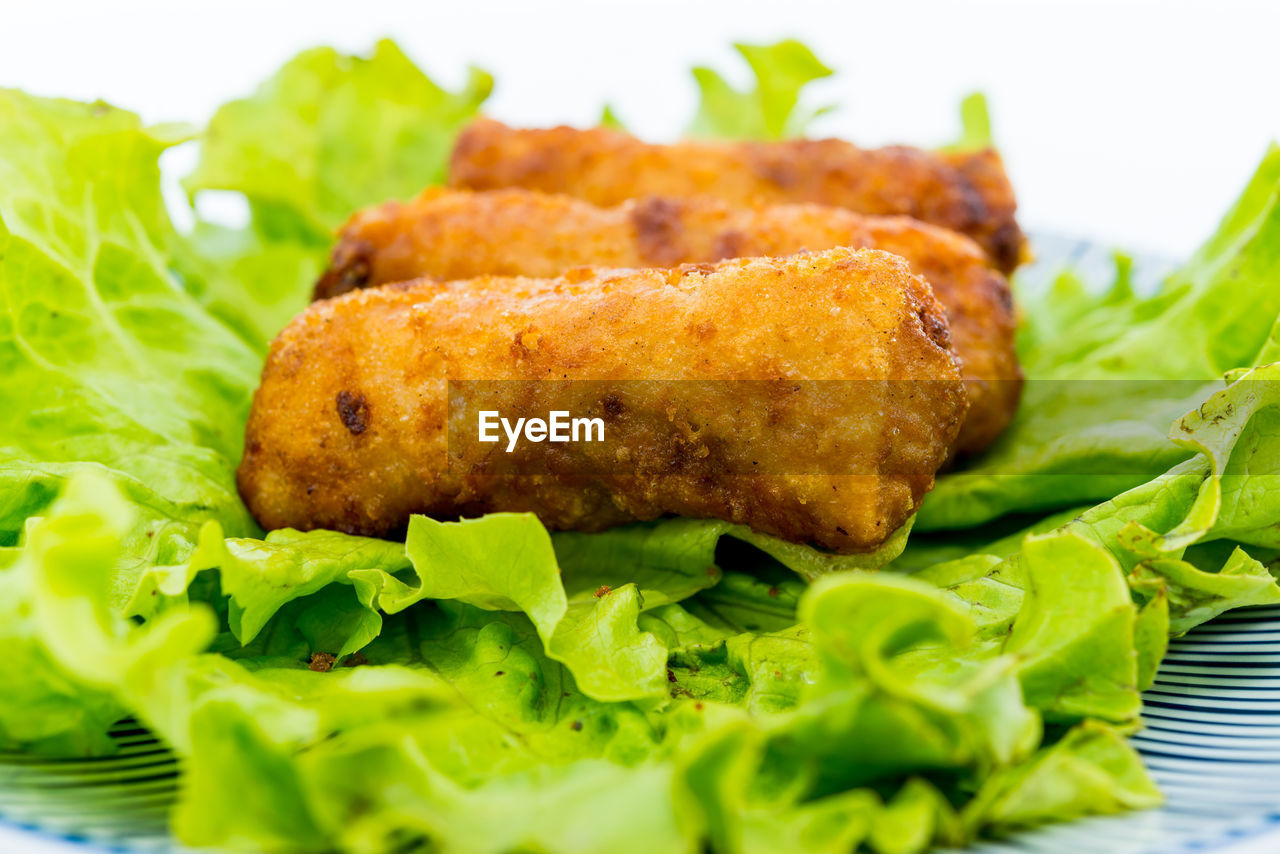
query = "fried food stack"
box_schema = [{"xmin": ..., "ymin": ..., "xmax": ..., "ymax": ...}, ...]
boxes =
[{"xmin": 239, "ymin": 121, "xmax": 1027, "ymax": 553}]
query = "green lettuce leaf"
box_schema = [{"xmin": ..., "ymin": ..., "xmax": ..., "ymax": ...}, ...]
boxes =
[
  {"xmin": 1003, "ymin": 532, "xmax": 1141, "ymax": 723},
  {"xmin": 686, "ymin": 40, "xmax": 834, "ymax": 140},
  {"xmin": 395, "ymin": 514, "xmax": 695, "ymax": 703},
  {"xmin": 899, "ymin": 362, "xmax": 1280, "ymax": 728},
  {"xmin": 672, "ymin": 569, "xmax": 1158, "ymax": 854},
  {"xmin": 940, "ymin": 92, "xmax": 993, "ymax": 153},
  {"xmin": 0, "ymin": 474, "xmax": 214, "ymax": 754},
  {"xmin": 120, "ymin": 507, "xmax": 908, "ymax": 713},
  {"xmin": 599, "ymin": 103, "xmax": 627, "ymax": 130},
  {"xmin": 363, "ymin": 515, "xmax": 904, "ymax": 701},
  {"xmin": 920, "ymin": 146, "xmax": 1280, "ymax": 530},
  {"xmin": 965, "ymin": 720, "xmax": 1161, "ymax": 834},
  {"xmin": 1, "ymin": 467, "xmax": 1167, "ymax": 854},
  {"xmin": 174, "ymin": 608, "xmax": 690, "ymax": 854},
  {"xmin": 175, "ymin": 220, "xmax": 324, "ymax": 353},
  {"xmin": 180, "ymin": 40, "xmax": 492, "ymax": 350},
  {"xmin": 185, "ymin": 39, "xmax": 492, "ymax": 240},
  {"xmin": 0, "ymin": 90, "xmax": 263, "ymax": 557},
  {"xmin": 5, "ymin": 471, "xmax": 688, "ymax": 852},
  {"xmin": 138, "ymin": 522, "xmax": 409, "ymax": 649},
  {"xmin": 1130, "ymin": 548, "xmax": 1280, "ymax": 635}
]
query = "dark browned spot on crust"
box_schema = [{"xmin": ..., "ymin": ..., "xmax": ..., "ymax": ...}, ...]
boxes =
[
  {"xmin": 663, "ymin": 436, "xmax": 710, "ymax": 473},
  {"xmin": 314, "ymin": 239, "xmax": 375, "ymax": 301},
  {"xmin": 917, "ymin": 306, "xmax": 951, "ymax": 351},
  {"xmin": 712, "ymin": 228, "xmax": 748, "ymax": 261},
  {"xmin": 991, "ymin": 270, "xmax": 1016, "ymax": 313},
  {"xmin": 510, "ymin": 325, "xmax": 540, "ymax": 360},
  {"xmin": 631, "ymin": 197, "xmax": 686, "ymax": 266},
  {"xmin": 601, "ymin": 393, "xmax": 625, "ymax": 418},
  {"xmin": 949, "ymin": 180, "xmax": 987, "ymax": 231},
  {"xmin": 750, "ymin": 148, "xmax": 800, "ymax": 188},
  {"xmin": 387, "ymin": 279, "xmax": 425, "ymax": 292},
  {"xmin": 989, "ymin": 221, "xmax": 1027, "ymax": 274},
  {"xmin": 309, "ymin": 652, "xmax": 336, "ymax": 672},
  {"xmin": 689, "ymin": 320, "xmax": 717, "ymax": 340},
  {"xmin": 336, "ymin": 390, "xmax": 370, "ymax": 435}
]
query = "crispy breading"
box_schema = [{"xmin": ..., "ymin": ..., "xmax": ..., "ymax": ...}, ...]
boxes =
[
  {"xmin": 314, "ymin": 188, "xmax": 1019, "ymax": 451},
  {"xmin": 447, "ymin": 119, "xmax": 1027, "ymax": 273},
  {"xmin": 240, "ymin": 248, "xmax": 968, "ymax": 552}
]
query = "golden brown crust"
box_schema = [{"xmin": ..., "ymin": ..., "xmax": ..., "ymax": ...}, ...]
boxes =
[
  {"xmin": 447, "ymin": 119, "xmax": 1027, "ymax": 274},
  {"xmin": 315, "ymin": 188, "xmax": 1020, "ymax": 451},
  {"xmin": 859, "ymin": 217, "xmax": 1021, "ymax": 452},
  {"xmin": 243, "ymin": 248, "xmax": 968, "ymax": 552}
]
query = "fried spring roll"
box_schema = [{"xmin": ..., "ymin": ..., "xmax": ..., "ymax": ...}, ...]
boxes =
[
  {"xmin": 447, "ymin": 119, "xmax": 1028, "ymax": 274},
  {"xmin": 314, "ymin": 188, "xmax": 1020, "ymax": 452},
  {"xmin": 240, "ymin": 248, "xmax": 968, "ymax": 552}
]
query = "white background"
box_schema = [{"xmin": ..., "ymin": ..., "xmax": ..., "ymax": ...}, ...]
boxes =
[{"xmin": 2, "ymin": 0, "xmax": 1279, "ymax": 259}]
